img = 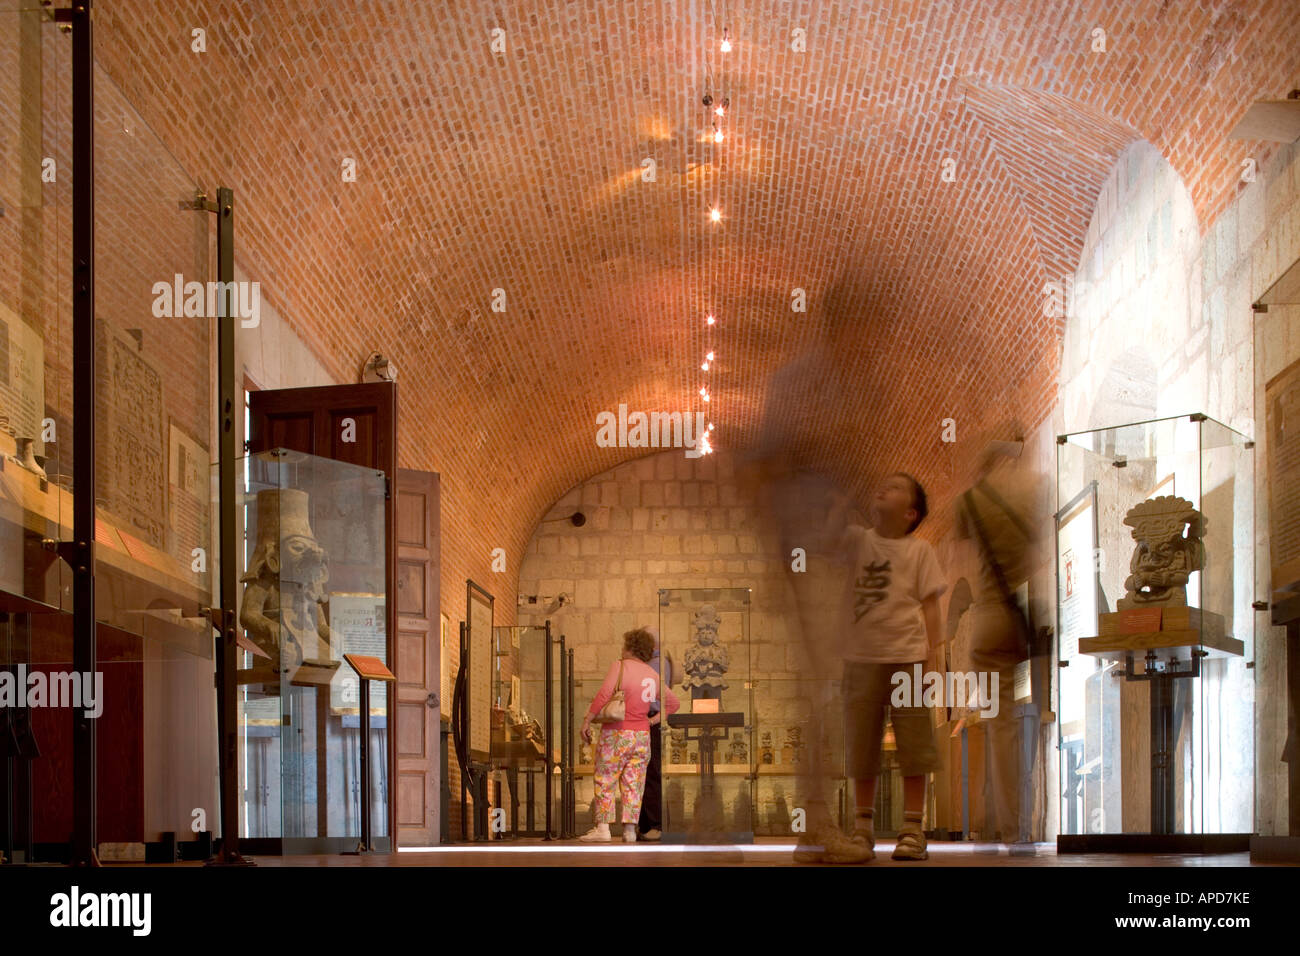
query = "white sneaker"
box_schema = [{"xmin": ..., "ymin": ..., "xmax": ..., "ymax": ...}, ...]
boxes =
[
  {"xmin": 622, "ymin": 824, "xmax": 638, "ymax": 843},
  {"xmin": 579, "ymin": 825, "xmax": 611, "ymax": 843}
]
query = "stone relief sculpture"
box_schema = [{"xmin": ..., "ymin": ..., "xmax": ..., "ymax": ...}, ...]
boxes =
[
  {"xmin": 681, "ymin": 604, "xmax": 729, "ymax": 700},
  {"xmin": 239, "ymin": 488, "xmax": 334, "ymax": 672},
  {"xmin": 1116, "ymin": 495, "xmax": 1204, "ymax": 610},
  {"xmin": 782, "ymin": 726, "xmax": 804, "ymax": 766},
  {"xmin": 726, "ymin": 731, "xmax": 748, "ymax": 765}
]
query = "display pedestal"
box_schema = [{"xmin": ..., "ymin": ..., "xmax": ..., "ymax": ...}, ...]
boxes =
[
  {"xmin": 665, "ymin": 711, "xmax": 748, "ymax": 843},
  {"xmin": 1062, "ymin": 626, "xmax": 1254, "ymax": 853},
  {"xmin": 1079, "ymin": 628, "xmax": 1241, "ymax": 836}
]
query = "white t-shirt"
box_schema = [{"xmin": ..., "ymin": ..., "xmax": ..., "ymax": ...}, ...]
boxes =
[{"xmin": 839, "ymin": 525, "xmax": 947, "ymax": 663}]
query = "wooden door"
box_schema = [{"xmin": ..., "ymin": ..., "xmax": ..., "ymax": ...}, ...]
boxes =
[
  {"xmin": 395, "ymin": 469, "xmax": 441, "ymax": 845},
  {"xmin": 248, "ymin": 382, "xmax": 399, "ymax": 845}
]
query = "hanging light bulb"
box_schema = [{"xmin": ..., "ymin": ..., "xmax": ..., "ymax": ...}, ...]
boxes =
[
  {"xmin": 706, "ymin": 351, "xmax": 714, "ymax": 361},
  {"xmin": 710, "ymin": 207, "xmax": 721, "ymax": 222},
  {"xmin": 699, "ymin": 387, "xmax": 711, "ymax": 402},
  {"xmin": 714, "ymin": 103, "xmax": 726, "ymax": 117},
  {"xmin": 707, "ymin": 422, "xmax": 714, "ymax": 431},
  {"xmin": 720, "ymin": 28, "xmax": 731, "ymax": 53},
  {"xmin": 713, "ymin": 124, "xmax": 724, "ymax": 144},
  {"xmin": 706, "ymin": 314, "xmax": 716, "ymax": 326},
  {"xmin": 700, "ymin": 432, "xmax": 713, "ymax": 455},
  {"xmin": 701, "ymin": 361, "xmax": 710, "ymax": 371}
]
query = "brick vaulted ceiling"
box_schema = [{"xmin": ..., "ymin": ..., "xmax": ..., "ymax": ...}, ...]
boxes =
[{"xmin": 92, "ymin": 1, "xmax": 1300, "ymax": 572}]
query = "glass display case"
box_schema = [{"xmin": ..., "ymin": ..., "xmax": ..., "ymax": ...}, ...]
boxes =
[
  {"xmin": 489, "ymin": 624, "xmax": 564, "ymax": 838},
  {"xmin": 658, "ymin": 587, "xmax": 753, "ymax": 843},
  {"xmin": 1056, "ymin": 414, "xmax": 1254, "ymax": 839},
  {"xmin": 237, "ymin": 449, "xmax": 390, "ymax": 852}
]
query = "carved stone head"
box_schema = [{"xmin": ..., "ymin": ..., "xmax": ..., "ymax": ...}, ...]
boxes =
[
  {"xmin": 1117, "ymin": 495, "xmax": 1204, "ymax": 610},
  {"xmin": 244, "ymin": 488, "xmax": 330, "ymax": 602},
  {"xmin": 692, "ymin": 605, "xmax": 720, "ymax": 645}
]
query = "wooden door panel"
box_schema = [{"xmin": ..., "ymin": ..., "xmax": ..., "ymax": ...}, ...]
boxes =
[
  {"xmin": 261, "ymin": 411, "xmax": 314, "ymax": 453},
  {"xmin": 323, "ymin": 408, "xmax": 379, "ymax": 466},
  {"xmin": 395, "ymin": 467, "xmax": 440, "ymax": 844},
  {"xmin": 397, "ymin": 561, "xmax": 426, "ymax": 616},
  {"xmin": 397, "ymin": 489, "xmax": 430, "ymax": 547},
  {"xmin": 397, "ymin": 772, "xmax": 426, "ymax": 828},
  {"xmin": 397, "ymin": 628, "xmax": 426, "ymax": 689},
  {"xmin": 396, "ymin": 702, "xmax": 426, "ymax": 756}
]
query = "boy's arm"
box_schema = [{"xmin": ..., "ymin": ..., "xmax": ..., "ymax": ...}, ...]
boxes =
[{"xmin": 922, "ymin": 593, "xmax": 943, "ymax": 650}]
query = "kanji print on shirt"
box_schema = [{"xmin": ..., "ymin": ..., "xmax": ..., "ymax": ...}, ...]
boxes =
[{"xmin": 854, "ymin": 559, "xmax": 892, "ymax": 623}]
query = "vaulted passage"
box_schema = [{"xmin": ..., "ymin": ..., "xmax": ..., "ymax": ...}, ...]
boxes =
[{"xmin": 2, "ymin": 1, "xmax": 1299, "ymax": 901}]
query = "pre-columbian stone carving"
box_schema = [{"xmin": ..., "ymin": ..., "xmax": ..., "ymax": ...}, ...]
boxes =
[
  {"xmin": 240, "ymin": 488, "xmax": 333, "ymax": 671},
  {"xmin": 1116, "ymin": 495, "xmax": 1204, "ymax": 610},
  {"xmin": 681, "ymin": 604, "xmax": 729, "ymax": 700}
]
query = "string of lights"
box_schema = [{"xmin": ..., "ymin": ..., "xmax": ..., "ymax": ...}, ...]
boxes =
[{"xmin": 692, "ymin": 1, "xmax": 731, "ymax": 456}]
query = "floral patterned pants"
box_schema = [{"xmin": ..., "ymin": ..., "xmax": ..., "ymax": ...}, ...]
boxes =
[{"xmin": 593, "ymin": 729, "xmax": 651, "ymax": 823}]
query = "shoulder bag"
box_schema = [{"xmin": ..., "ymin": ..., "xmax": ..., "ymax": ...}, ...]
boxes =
[{"xmin": 592, "ymin": 659, "xmax": 626, "ymax": 723}]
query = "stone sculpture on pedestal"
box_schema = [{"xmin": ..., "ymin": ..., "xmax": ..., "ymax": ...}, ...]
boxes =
[
  {"xmin": 1116, "ymin": 495, "xmax": 1204, "ymax": 610},
  {"xmin": 682, "ymin": 604, "xmax": 729, "ymax": 701}
]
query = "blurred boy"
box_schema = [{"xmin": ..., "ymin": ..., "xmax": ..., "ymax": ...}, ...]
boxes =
[{"xmin": 839, "ymin": 472, "xmax": 946, "ymax": 861}]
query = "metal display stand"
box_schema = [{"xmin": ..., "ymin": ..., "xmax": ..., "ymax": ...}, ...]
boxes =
[
  {"xmin": 565, "ymin": 647, "xmax": 577, "ymax": 837},
  {"xmin": 341, "ymin": 654, "xmax": 397, "ymax": 854}
]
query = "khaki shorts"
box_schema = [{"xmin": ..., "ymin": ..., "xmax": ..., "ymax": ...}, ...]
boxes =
[{"xmin": 843, "ymin": 661, "xmax": 940, "ymax": 778}]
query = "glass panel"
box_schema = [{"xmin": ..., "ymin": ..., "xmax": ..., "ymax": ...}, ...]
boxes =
[
  {"xmin": 489, "ymin": 624, "xmax": 553, "ymax": 837},
  {"xmin": 92, "ymin": 61, "xmax": 212, "ymax": 635},
  {"xmin": 1056, "ymin": 414, "xmax": 1254, "ymax": 836},
  {"xmin": 1194, "ymin": 417, "xmax": 1254, "ymax": 833},
  {"xmin": 237, "ymin": 449, "xmax": 389, "ymax": 847},
  {"xmin": 0, "ymin": 8, "xmax": 70, "ymax": 612},
  {"xmin": 86, "ymin": 56, "xmax": 216, "ymax": 856},
  {"xmin": 658, "ymin": 586, "xmax": 753, "ymax": 842}
]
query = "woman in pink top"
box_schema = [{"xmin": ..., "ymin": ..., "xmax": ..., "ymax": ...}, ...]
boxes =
[{"xmin": 579, "ymin": 627, "xmax": 681, "ymax": 843}]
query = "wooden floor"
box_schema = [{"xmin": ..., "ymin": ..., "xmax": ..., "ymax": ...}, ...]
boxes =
[{"xmin": 250, "ymin": 837, "xmax": 1270, "ymax": 867}]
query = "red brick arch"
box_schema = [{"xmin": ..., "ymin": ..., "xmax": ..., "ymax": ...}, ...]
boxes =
[{"xmin": 65, "ymin": 0, "xmax": 1300, "ymax": 612}]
